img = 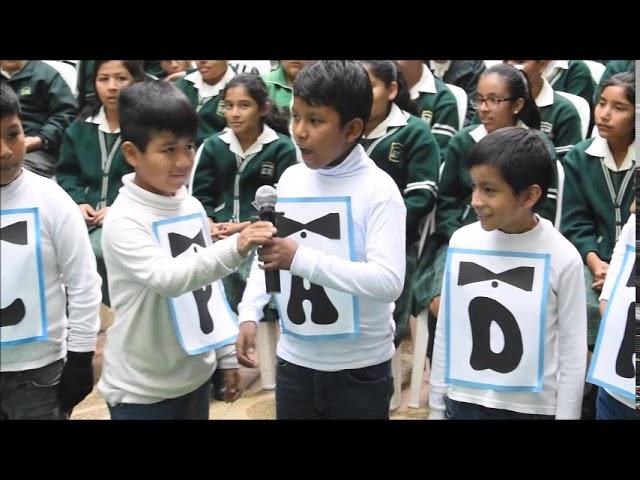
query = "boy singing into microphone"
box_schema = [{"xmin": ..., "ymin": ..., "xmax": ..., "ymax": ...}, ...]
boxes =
[{"xmin": 236, "ymin": 61, "xmax": 407, "ymax": 419}]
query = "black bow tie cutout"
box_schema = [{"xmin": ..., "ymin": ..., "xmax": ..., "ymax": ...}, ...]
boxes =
[
  {"xmin": 0, "ymin": 221, "xmax": 27, "ymax": 245},
  {"xmin": 458, "ymin": 262, "xmax": 535, "ymax": 291},
  {"xmin": 277, "ymin": 213, "xmax": 340, "ymax": 239},
  {"xmin": 169, "ymin": 230, "xmax": 206, "ymax": 258}
]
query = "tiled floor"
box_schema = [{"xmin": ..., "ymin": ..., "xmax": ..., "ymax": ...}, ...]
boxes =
[{"xmin": 71, "ymin": 335, "xmax": 430, "ymax": 420}]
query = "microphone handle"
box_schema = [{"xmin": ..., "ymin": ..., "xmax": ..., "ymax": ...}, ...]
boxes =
[{"xmin": 260, "ymin": 206, "xmax": 281, "ymax": 294}]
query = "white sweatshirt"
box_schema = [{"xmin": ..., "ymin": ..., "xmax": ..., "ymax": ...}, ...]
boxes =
[
  {"xmin": 98, "ymin": 173, "xmax": 244, "ymax": 405},
  {"xmin": 1, "ymin": 169, "xmax": 101, "ymax": 371},
  {"xmin": 429, "ymin": 218, "xmax": 587, "ymax": 419},
  {"xmin": 598, "ymin": 213, "xmax": 636, "ymax": 409},
  {"xmin": 238, "ymin": 144, "xmax": 407, "ymax": 371}
]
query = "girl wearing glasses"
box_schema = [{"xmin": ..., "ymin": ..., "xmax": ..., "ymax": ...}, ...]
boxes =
[{"xmin": 413, "ymin": 63, "xmax": 558, "ymax": 362}]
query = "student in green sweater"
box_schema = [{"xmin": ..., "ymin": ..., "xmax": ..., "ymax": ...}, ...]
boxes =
[
  {"xmin": 191, "ymin": 73, "xmax": 297, "ymax": 400},
  {"xmin": 0, "ymin": 60, "xmax": 78, "ymax": 178},
  {"xmin": 357, "ymin": 60, "xmax": 440, "ymax": 344},
  {"xmin": 414, "ymin": 63, "xmax": 558, "ymax": 360},
  {"xmin": 543, "ymin": 60, "xmax": 596, "ymax": 111},
  {"xmin": 57, "ymin": 60, "xmax": 146, "ymax": 306},
  {"xmin": 175, "ymin": 60, "xmax": 236, "ymax": 147},
  {"xmin": 506, "ymin": 60, "xmax": 583, "ymax": 159},
  {"xmin": 396, "ymin": 60, "xmax": 459, "ymax": 162},
  {"xmin": 561, "ymin": 72, "xmax": 635, "ymax": 348},
  {"xmin": 262, "ymin": 61, "xmax": 309, "ymax": 116}
]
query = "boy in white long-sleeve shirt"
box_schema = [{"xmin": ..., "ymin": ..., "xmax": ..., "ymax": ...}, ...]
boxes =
[
  {"xmin": 429, "ymin": 127, "xmax": 587, "ymax": 420},
  {"xmin": 97, "ymin": 80, "xmax": 276, "ymax": 420},
  {"xmin": 1, "ymin": 83, "xmax": 102, "ymax": 420},
  {"xmin": 236, "ymin": 61, "xmax": 407, "ymax": 419}
]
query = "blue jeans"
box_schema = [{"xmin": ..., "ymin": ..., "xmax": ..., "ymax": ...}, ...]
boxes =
[
  {"xmin": 107, "ymin": 380, "xmax": 211, "ymax": 420},
  {"xmin": 275, "ymin": 357, "xmax": 394, "ymax": 419},
  {"xmin": 444, "ymin": 397, "xmax": 554, "ymax": 420},
  {"xmin": 0, "ymin": 359, "xmax": 67, "ymax": 420},
  {"xmin": 596, "ymin": 388, "xmax": 639, "ymax": 420}
]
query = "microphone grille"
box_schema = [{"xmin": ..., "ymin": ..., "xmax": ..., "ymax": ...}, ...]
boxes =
[{"xmin": 254, "ymin": 185, "xmax": 277, "ymax": 209}]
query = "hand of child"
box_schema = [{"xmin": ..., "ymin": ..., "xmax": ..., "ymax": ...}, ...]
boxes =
[
  {"xmin": 24, "ymin": 136, "xmax": 43, "ymax": 152},
  {"xmin": 236, "ymin": 322, "xmax": 258, "ymax": 368},
  {"xmin": 258, "ymin": 237, "xmax": 299, "ymax": 271},
  {"xmin": 598, "ymin": 299, "xmax": 608, "ymax": 317},
  {"xmin": 164, "ymin": 71, "xmax": 187, "ymax": 82},
  {"xmin": 78, "ymin": 203, "xmax": 97, "ymax": 224},
  {"xmin": 236, "ymin": 221, "xmax": 277, "ymax": 256},
  {"xmin": 586, "ymin": 253, "xmax": 609, "ymax": 283},
  {"xmin": 429, "ymin": 295, "xmax": 441, "ymax": 318},
  {"xmin": 222, "ymin": 368, "xmax": 242, "ymax": 402},
  {"xmin": 92, "ymin": 207, "xmax": 110, "ymax": 226}
]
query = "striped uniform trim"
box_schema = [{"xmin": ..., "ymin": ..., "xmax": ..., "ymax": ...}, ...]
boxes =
[
  {"xmin": 431, "ymin": 123, "xmax": 458, "ymax": 138},
  {"xmin": 404, "ymin": 180, "xmax": 438, "ymax": 196}
]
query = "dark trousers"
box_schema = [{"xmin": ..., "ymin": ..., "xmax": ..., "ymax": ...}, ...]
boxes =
[
  {"xmin": 596, "ymin": 388, "xmax": 639, "ymax": 420},
  {"xmin": 107, "ymin": 380, "xmax": 211, "ymax": 420},
  {"xmin": 1, "ymin": 359, "xmax": 67, "ymax": 420},
  {"xmin": 275, "ymin": 357, "xmax": 394, "ymax": 419},
  {"xmin": 445, "ymin": 397, "xmax": 554, "ymax": 420}
]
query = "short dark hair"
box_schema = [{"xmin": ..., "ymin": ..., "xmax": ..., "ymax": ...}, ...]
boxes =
[
  {"xmin": 468, "ymin": 127, "xmax": 553, "ymax": 208},
  {"xmin": 293, "ymin": 60, "xmax": 372, "ymax": 130},
  {"xmin": 118, "ymin": 80, "xmax": 198, "ymax": 152},
  {"xmin": 0, "ymin": 82, "xmax": 21, "ymax": 119}
]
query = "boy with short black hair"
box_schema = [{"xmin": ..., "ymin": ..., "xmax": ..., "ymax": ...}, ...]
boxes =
[
  {"xmin": 429, "ymin": 127, "xmax": 587, "ymax": 419},
  {"xmin": 236, "ymin": 60, "xmax": 407, "ymax": 419},
  {"xmin": 98, "ymin": 80, "xmax": 276, "ymax": 420}
]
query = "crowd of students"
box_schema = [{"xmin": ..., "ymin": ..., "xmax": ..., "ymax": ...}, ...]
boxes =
[{"xmin": 0, "ymin": 59, "xmax": 636, "ymax": 420}]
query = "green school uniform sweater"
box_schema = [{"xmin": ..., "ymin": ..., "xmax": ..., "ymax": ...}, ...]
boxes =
[
  {"xmin": 263, "ymin": 66, "xmax": 293, "ymax": 112},
  {"xmin": 360, "ymin": 113, "xmax": 440, "ymax": 243},
  {"xmin": 175, "ymin": 69, "xmax": 228, "ymax": 147},
  {"xmin": 547, "ymin": 61, "xmax": 595, "ymax": 111},
  {"xmin": 561, "ymin": 138, "xmax": 635, "ymax": 263},
  {"xmin": 1, "ymin": 60, "xmax": 77, "ymax": 158},
  {"xmin": 192, "ymin": 129, "xmax": 297, "ymax": 222},
  {"xmin": 57, "ymin": 116, "xmax": 132, "ymax": 208},
  {"xmin": 414, "ymin": 78, "xmax": 459, "ymax": 162}
]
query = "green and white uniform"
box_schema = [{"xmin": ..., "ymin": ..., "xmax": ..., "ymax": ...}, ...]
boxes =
[
  {"xmin": 57, "ymin": 107, "xmax": 133, "ymax": 306},
  {"xmin": 561, "ymin": 135, "xmax": 635, "ymax": 344},
  {"xmin": 360, "ymin": 103, "xmax": 440, "ymax": 341},
  {"xmin": 410, "ymin": 64, "xmax": 459, "ymax": 162},
  {"xmin": 175, "ymin": 66, "xmax": 236, "ymax": 147}
]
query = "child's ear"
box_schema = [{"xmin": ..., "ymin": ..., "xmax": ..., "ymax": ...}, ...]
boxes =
[
  {"xmin": 522, "ymin": 184, "xmax": 542, "ymax": 209},
  {"xmin": 262, "ymin": 100, "xmax": 273, "ymax": 116},
  {"xmin": 122, "ymin": 141, "xmax": 139, "ymax": 168},
  {"xmin": 344, "ymin": 118, "xmax": 365, "ymax": 143}
]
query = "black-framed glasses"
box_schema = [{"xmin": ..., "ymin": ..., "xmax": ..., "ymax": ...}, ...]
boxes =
[{"xmin": 471, "ymin": 96, "xmax": 515, "ymax": 110}]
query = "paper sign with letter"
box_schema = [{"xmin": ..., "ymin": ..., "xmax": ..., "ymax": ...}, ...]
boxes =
[
  {"xmin": 444, "ymin": 248, "xmax": 550, "ymax": 391},
  {"xmin": 274, "ymin": 196, "xmax": 359, "ymax": 340},
  {"xmin": 1, "ymin": 208, "xmax": 48, "ymax": 347},
  {"xmin": 153, "ymin": 213, "xmax": 238, "ymax": 355},
  {"xmin": 587, "ymin": 245, "xmax": 635, "ymax": 400}
]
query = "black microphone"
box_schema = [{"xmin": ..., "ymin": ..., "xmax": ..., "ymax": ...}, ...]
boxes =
[{"xmin": 254, "ymin": 185, "xmax": 280, "ymax": 293}]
